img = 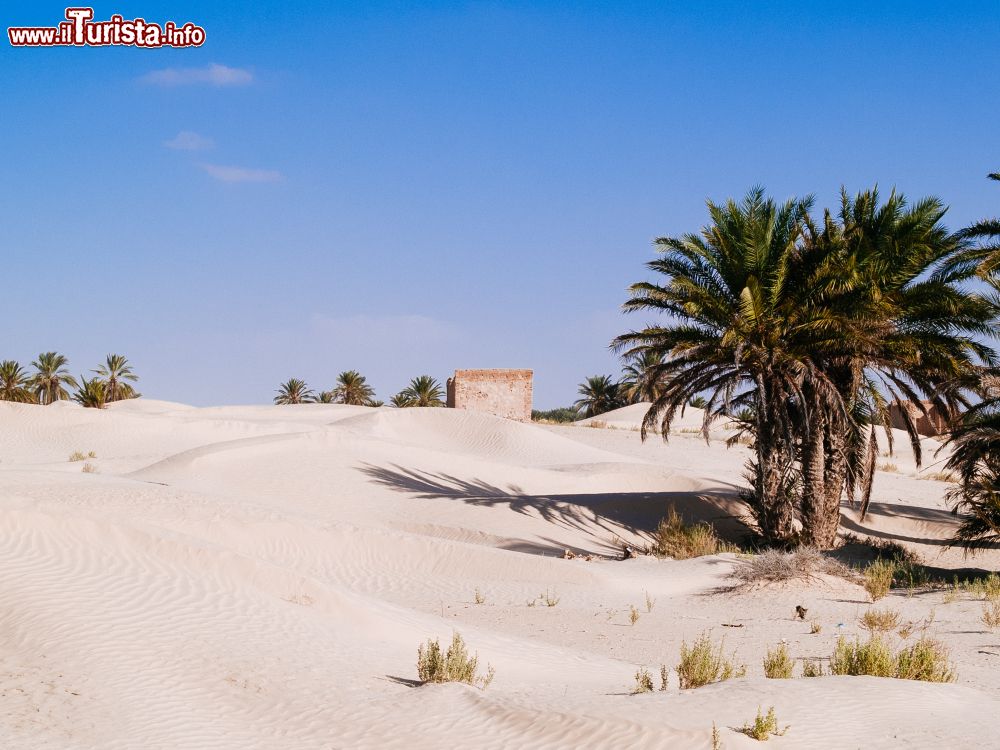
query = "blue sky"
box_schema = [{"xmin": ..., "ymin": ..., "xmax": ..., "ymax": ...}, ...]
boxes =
[{"xmin": 2, "ymin": 1, "xmax": 999, "ymax": 408}]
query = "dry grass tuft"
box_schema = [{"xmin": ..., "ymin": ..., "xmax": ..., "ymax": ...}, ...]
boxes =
[
  {"xmin": 965, "ymin": 573, "xmax": 1000, "ymax": 601},
  {"xmin": 830, "ymin": 635, "xmax": 955, "ymax": 682},
  {"xmin": 859, "ymin": 608, "xmax": 900, "ymax": 633},
  {"xmin": 863, "ymin": 560, "xmax": 895, "ymax": 601},
  {"xmin": 81, "ymin": 462, "xmax": 98, "ymax": 474},
  {"xmin": 731, "ymin": 546, "xmax": 855, "ymax": 587},
  {"xmin": 659, "ymin": 665, "xmax": 669, "ymax": 691},
  {"xmin": 629, "ymin": 605, "xmax": 640, "ymax": 626},
  {"xmin": 739, "ymin": 706, "xmax": 788, "ymax": 741},
  {"xmin": 417, "ymin": 632, "xmax": 495, "ymax": 689},
  {"xmin": 809, "ymin": 620, "xmax": 822, "ymax": 634},
  {"xmin": 877, "ymin": 462, "xmax": 899, "ymax": 473},
  {"xmin": 632, "ymin": 668, "xmax": 654, "ymax": 694},
  {"xmin": 645, "ymin": 506, "xmax": 735, "ymax": 560},
  {"xmin": 676, "ymin": 632, "xmax": 746, "ymax": 689},
  {"xmin": 762, "ymin": 643, "xmax": 793, "ymax": 679},
  {"xmin": 473, "ymin": 588, "xmax": 485, "ymax": 605},
  {"xmin": 982, "ymin": 601, "xmax": 1000, "ymax": 630},
  {"xmin": 645, "ymin": 590, "xmax": 655, "ymax": 613},
  {"xmin": 801, "ymin": 659, "xmax": 824, "ymax": 677}
]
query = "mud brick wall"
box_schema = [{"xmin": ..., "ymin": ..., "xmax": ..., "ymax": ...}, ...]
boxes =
[{"xmin": 446, "ymin": 369, "xmax": 533, "ymax": 422}]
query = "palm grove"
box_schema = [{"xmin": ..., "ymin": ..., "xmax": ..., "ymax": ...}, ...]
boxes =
[
  {"xmin": 0, "ymin": 353, "xmax": 139, "ymax": 408},
  {"xmin": 585, "ymin": 178, "xmax": 1000, "ymax": 551}
]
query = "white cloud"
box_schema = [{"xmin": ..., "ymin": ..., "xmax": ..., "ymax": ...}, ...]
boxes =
[
  {"xmin": 201, "ymin": 164, "xmax": 283, "ymax": 183},
  {"xmin": 141, "ymin": 63, "xmax": 252, "ymax": 87},
  {"xmin": 163, "ymin": 131, "xmax": 214, "ymax": 151}
]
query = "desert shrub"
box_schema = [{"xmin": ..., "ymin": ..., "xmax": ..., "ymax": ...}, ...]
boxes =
[
  {"xmin": 878, "ymin": 462, "xmax": 899, "ymax": 473},
  {"xmin": 731, "ymin": 546, "xmax": 855, "ymax": 587},
  {"xmin": 863, "ymin": 560, "xmax": 895, "ymax": 601},
  {"xmin": 629, "ymin": 605, "xmax": 640, "ymax": 625},
  {"xmin": 801, "ymin": 659, "xmax": 824, "ymax": 677},
  {"xmin": 645, "ymin": 590, "xmax": 655, "ymax": 612},
  {"xmin": 81, "ymin": 463, "xmax": 97, "ymax": 474},
  {"xmin": 659, "ymin": 665, "xmax": 668, "ymax": 691},
  {"xmin": 830, "ymin": 635, "xmax": 955, "ymax": 682},
  {"xmin": 632, "ymin": 668, "xmax": 654, "ymax": 694},
  {"xmin": 762, "ymin": 643, "xmax": 793, "ymax": 679},
  {"xmin": 645, "ymin": 507, "xmax": 733, "ymax": 559},
  {"xmin": 417, "ymin": 632, "xmax": 494, "ymax": 689},
  {"xmin": 859, "ymin": 608, "xmax": 900, "ymax": 633},
  {"xmin": 809, "ymin": 621, "xmax": 822, "ymax": 634},
  {"xmin": 69, "ymin": 451, "xmax": 86, "ymax": 462},
  {"xmin": 541, "ymin": 589, "xmax": 559, "ymax": 607},
  {"xmin": 531, "ymin": 407, "xmax": 578, "ymax": 423},
  {"xmin": 965, "ymin": 573, "xmax": 1000, "ymax": 601},
  {"xmin": 982, "ymin": 601, "xmax": 1000, "ymax": 630},
  {"xmin": 739, "ymin": 706, "xmax": 788, "ymax": 741},
  {"xmin": 676, "ymin": 632, "xmax": 745, "ymax": 689},
  {"xmin": 894, "ymin": 638, "xmax": 956, "ymax": 683},
  {"xmin": 474, "ymin": 588, "xmax": 485, "ymax": 605}
]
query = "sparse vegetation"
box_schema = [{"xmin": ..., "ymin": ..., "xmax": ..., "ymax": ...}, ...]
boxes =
[
  {"xmin": 541, "ymin": 589, "xmax": 560, "ymax": 607},
  {"xmin": 676, "ymin": 632, "xmax": 745, "ymax": 689},
  {"xmin": 982, "ymin": 600, "xmax": 1000, "ymax": 630},
  {"xmin": 762, "ymin": 643, "xmax": 793, "ymax": 679},
  {"xmin": 801, "ymin": 659, "xmax": 824, "ymax": 677},
  {"xmin": 863, "ymin": 559, "xmax": 896, "ymax": 601},
  {"xmin": 81, "ymin": 462, "xmax": 97, "ymax": 473},
  {"xmin": 809, "ymin": 621, "xmax": 821, "ymax": 634},
  {"xmin": 965, "ymin": 573, "xmax": 1000, "ymax": 601},
  {"xmin": 739, "ymin": 706, "xmax": 787, "ymax": 741},
  {"xmin": 859, "ymin": 608, "xmax": 900, "ymax": 633},
  {"xmin": 830, "ymin": 635, "xmax": 955, "ymax": 682},
  {"xmin": 731, "ymin": 547, "xmax": 855, "ymax": 587},
  {"xmin": 711, "ymin": 722, "xmax": 721, "ymax": 750},
  {"xmin": 629, "ymin": 605, "xmax": 640, "ymax": 625},
  {"xmin": 416, "ymin": 632, "xmax": 495, "ymax": 689},
  {"xmin": 531, "ymin": 407, "xmax": 578, "ymax": 423},
  {"xmin": 644, "ymin": 590, "xmax": 655, "ymax": 613},
  {"xmin": 69, "ymin": 451, "xmax": 86, "ymax": 462},
  {"xmin": 877, "ymin": 462, "xmax": 899, "ymax": 473},
  {"xmin": 632, "ymin": 668, "xmax": 654, "ymax": 694},
  {"xmin": 659, "ymin": 665, "xmax": 668, "ymax": 691},
  {"xmin": 474, "ymin": 588, "xmax": 485, "ymax": 605},
  {"xmin": 645, "ymin": 506, "xmax": 734, "ymax": 559}
]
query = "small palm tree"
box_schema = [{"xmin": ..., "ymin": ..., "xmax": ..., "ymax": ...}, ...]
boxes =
[
  {"xmin": 315, "ymin": 391, "xmax": 335, "ymax": 403},
  {"xmin": 398, "ymin": 376, "xmax": 444, "ymax": 407},
  {"xmin": 73, "ymin": 376, "xmax": 107, "ymax": 409},
  {"xmin": 365, "ymin": 399, "xmax": 384, "ymax": 407},
  {"xmin": 574, "ymin": 375, "xmax": 623, "ymax": 418},
  {"xmin": 332, "ymin": 370, "xmax": 376, "ymax": 405},
  {"xmin": 274, "ymin": 378, "xmax": 314, "ymax": 405},
  {"xmin": 390, "ymin": 392, "xmax": 416, "ymax": 408},
  {"xmin": 31, "ymin": 352, "xmax": 78, "ymax": 404},
  {"xmin": 619, "ymin": 350, "xmax": 665, "ymax": 404},
  {"xmin": 94, "ymin": 353, "xmax": 140, "ymax": 402},
  {"xmin": 0, "ymin": 360, "xmax": 36, "ymax": 403},
  {"xmin": 943, "ymin": 402, "xmax": 1000, "ymax": 550}
]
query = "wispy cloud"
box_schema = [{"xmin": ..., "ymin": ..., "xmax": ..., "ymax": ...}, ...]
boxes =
[
  {"xmin": 141, "ymin": 63, "xmax": 252, "ymax": 87},
  {"xmin": 163, "ymin": 131, "xmax": 214, "ymax": 151},
  {"xmin": 201, "ymin": 164, "xmax": 283, "ymax": 183}
]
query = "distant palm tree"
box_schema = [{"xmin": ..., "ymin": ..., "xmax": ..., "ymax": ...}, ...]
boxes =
[
  {"xmin": 365, "ymin": 399, "xmax": 384, "ymax": 407},
  {"xmin": 574, "ymin": 375, "xmax": 623, "ymax": 418},
  {"xmin": 94, "ymin": 353, "xmax": 139, "ymax": 402},
  {"xmin": 332, "ymin": 370, "xmax": 376, "ymax": 405},
  {"xmin": 315, "ymin": 390, "xmax": 335, "ymax": 403},
  {"xmin": 0, "ymin": 360, "xmax": 36, "ymax": 403},
  {"xmin": 398, "ymin": 375, "xmax": 444, "ymax": 407},
  {"xmin": 274, "ymin": 378, "xmax": 314, "ymax": 405},
  {"xmin": 31, "ymin": 352, "xmax": 78, "ymax": 405},
  {"xmin": 73, "ymin": 376, "xmax": 107, "ymax": 409},
  {"xmin": 618, "ymin": 350, "xmax": 665, "ymax": 404},
  {"xmin": 390, "ymin": 392, "xmax": 416, "ymax": 408}
]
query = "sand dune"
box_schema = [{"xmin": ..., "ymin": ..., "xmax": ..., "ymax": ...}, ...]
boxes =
[{"xmin": 0, "ymin": 400, "xmax": 998, "ymax": 748}]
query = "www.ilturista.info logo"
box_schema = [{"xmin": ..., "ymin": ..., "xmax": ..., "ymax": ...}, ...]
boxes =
[{"xmin": 8, "ymin": 7, "xmax": 206, "ymax": 48}]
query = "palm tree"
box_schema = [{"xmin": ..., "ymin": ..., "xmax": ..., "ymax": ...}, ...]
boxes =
[
  {"xmin": 274, "ymin": 378, "xmax": 314, "ymax": 405},
  {"xmin": 615, "ymin": 188, "xmax": 831, "ymax": 542},
  {"xmin": 951, "ymin": 172, "xmax": 1000, "ymax": 278},
  {"xmin": 332, "ymin": 370, "xmax": 375, "ymax": 405},
  {"xmin": 94, "ymin": 353, "xmax": 139, "ymax": 402},
  {"xmin": 315, "ymin": 391, "xmax": 335, "ymax": 403},
  {"xmin": 0, "ymin": 361, "xmax": 36, "ymax": 403},
  {"xmin": 31, "ymin": 352, "xmax": 78, "ymax": 405},
  {"xmin": 73, "ymin": 376, "xmax": 107, "ymax": 409},
  {"xmin": 618, "ymin": 350, "xmax": 665, "ymax": 404},
  {"xmin": 398, "ymin": 376, "xmax": 444, "ymax": 407},
  {"xmin": 942, "ymin": 402, "xmax": 1000, "ymax": 550},
  {"xmin": 573, "ymin": 375, "xmax": 623, "ymax": 418},
  {"xmin": 390, "ymin": 392, "xmax": 416, "ymax": 408}
]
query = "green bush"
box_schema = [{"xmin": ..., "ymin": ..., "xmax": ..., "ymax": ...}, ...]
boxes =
[{"xmin": 676, "ymin": 632, "xmax": 745, "ymax": 689}]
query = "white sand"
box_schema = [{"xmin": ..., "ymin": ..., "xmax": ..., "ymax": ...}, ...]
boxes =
[{"xmin": 0, "ymin": 399, "xmax": 998, "ymax": 749}]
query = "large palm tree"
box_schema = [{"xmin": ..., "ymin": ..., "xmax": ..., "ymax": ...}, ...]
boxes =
[
  {"xmin": 398, "ymin": 376, "xmax": 444, "ymax": 407},
  {"xmin": 331, "ymin": 370, "xmax": 375, "ymax": 405},
  {"xmin": 573, "ymin": 375, "xmax": 623, "ymax": 418},
  {"xmin": 31, "ymin": 352, "xmax": 78, "ymax": 405},
  {"xmin": 0, "ymin": 361, "xmax": 36, "ymax": 403},
  {"xmin": 94, "ymin": 353, "xmax": 139, "ymax": 402},
  {"xmin": 618, "ymin": 350, "xmax": 666, "ymax": 404},
  {"xmin": 274, "ymin": 378, "xmax": 314, "ymax": 405},
  {"xmin": 615, "ymin": 188, "xmax": 838, "ymax": 542}
]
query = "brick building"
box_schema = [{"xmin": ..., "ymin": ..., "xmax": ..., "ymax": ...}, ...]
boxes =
[{"xmin": 446, "ymin": 369, "xmax": 533, "ymax": 422}]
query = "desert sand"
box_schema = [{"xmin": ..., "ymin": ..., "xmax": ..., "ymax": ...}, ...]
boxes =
[{"xmin": 0, "ymin": 399, "xmax": 998, "ymax": 749}]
